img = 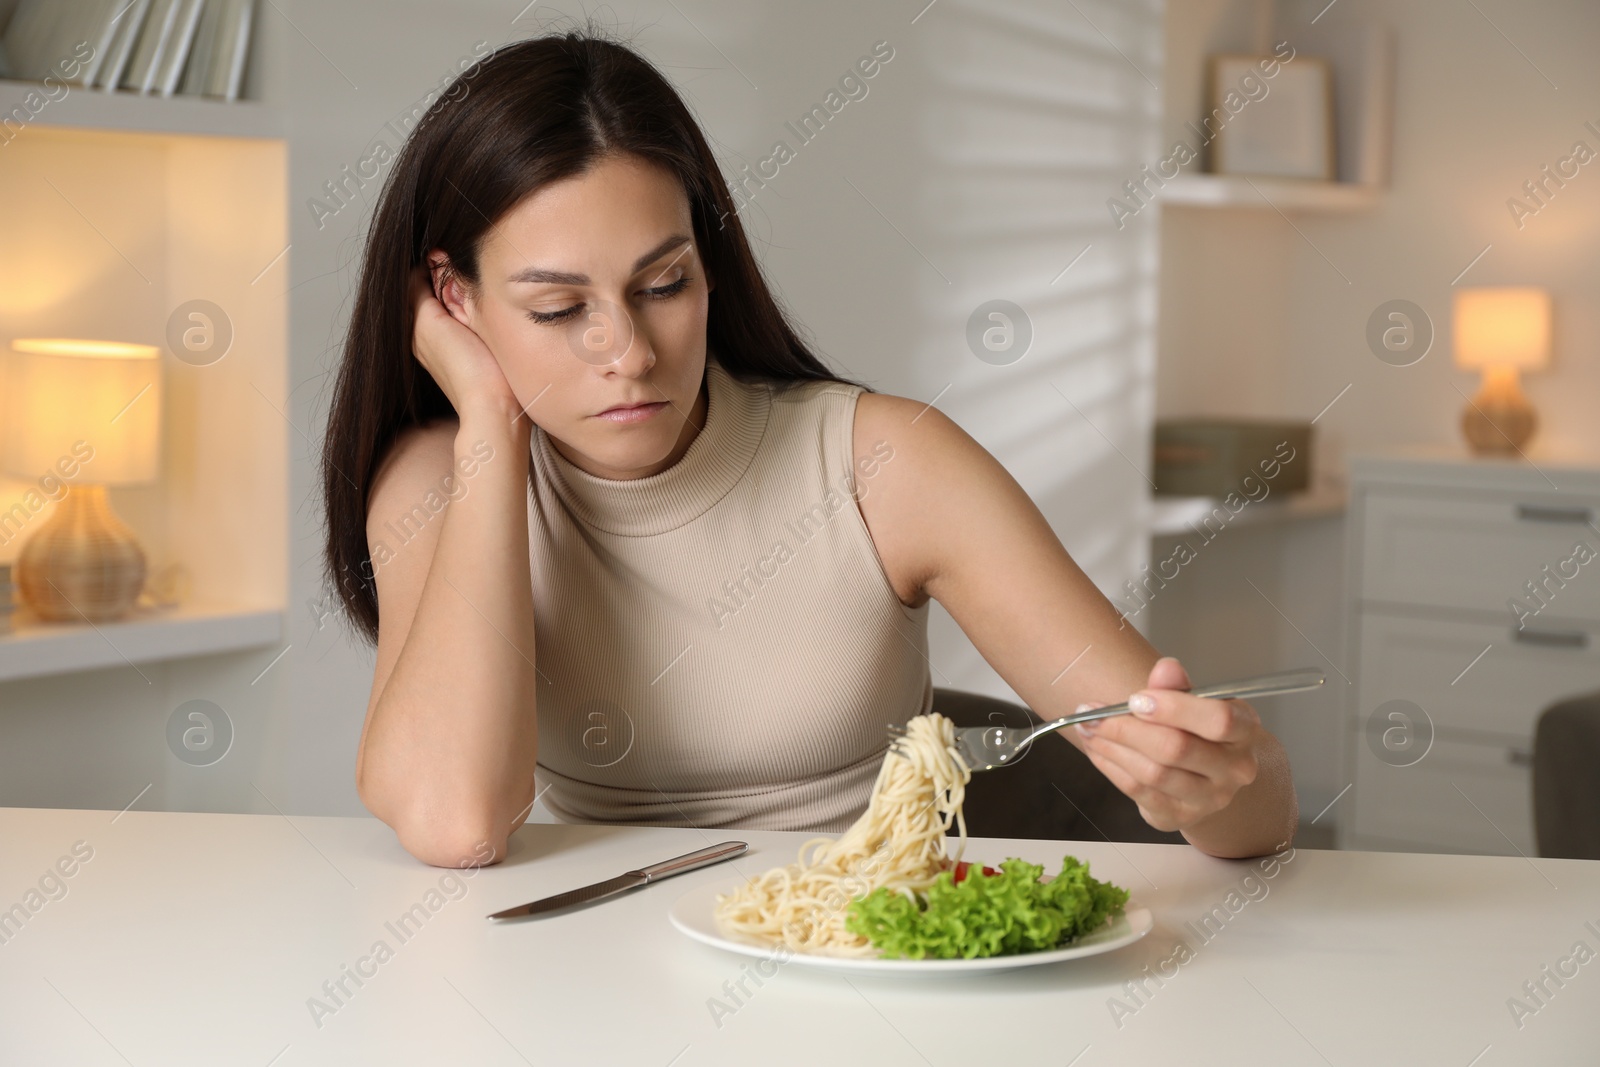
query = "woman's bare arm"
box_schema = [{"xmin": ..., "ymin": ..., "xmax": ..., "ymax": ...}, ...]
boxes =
[
  {"xmin": 354, "ymin": 260, "xmax": 548, "ymax": 868},
  {"xmin": 853, "ymin": 393, "xmax": 1297, "ymax": 858},
  {"xmin": 355, "ymin": 404, "xmax": 541, "ymax": 868}
]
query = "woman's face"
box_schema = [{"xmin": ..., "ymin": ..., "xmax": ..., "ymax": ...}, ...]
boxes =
[{"xmin": 441, "ymin": 153, "xmax": 715, "ymax": 480}]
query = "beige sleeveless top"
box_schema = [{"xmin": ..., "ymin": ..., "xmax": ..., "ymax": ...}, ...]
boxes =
[{"xmin": 526, "ymin": 354, "xmax": 932, "ymax": 832}]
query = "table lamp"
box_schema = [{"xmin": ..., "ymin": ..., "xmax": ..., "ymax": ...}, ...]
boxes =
[
  {"xmin": 4, "ymin": 339, "xmax": 162, "ymax": 622},
  {"xmin": 1452, "ymin": 286, "xmax": 1551, "ymax": 455}
]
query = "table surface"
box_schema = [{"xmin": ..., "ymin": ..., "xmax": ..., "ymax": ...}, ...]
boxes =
[{"xmin": 1, "ymin": 807, "xmax": 1596, "ymax": 1066}]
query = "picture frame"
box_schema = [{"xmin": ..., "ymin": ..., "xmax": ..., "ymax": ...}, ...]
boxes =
[{"xmin": 1207, "ymin": 53, "xmax": 1336, "ymax": 181}]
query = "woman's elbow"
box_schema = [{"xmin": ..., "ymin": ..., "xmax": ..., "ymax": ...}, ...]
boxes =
[
  {"xmin": 401, "ymin": 824, "xmax": 508, "ymax": 869},
  {"xmin": 360, "ymin": 779, "xmax": 510, "ymax": 868}
]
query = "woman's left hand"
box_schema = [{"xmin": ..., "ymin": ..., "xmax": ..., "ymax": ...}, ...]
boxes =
[{"xmin": 1071, "ymin": 656, "xmax": 1264, "ymax": 833}]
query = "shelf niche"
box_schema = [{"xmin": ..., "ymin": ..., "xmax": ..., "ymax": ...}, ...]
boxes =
[{"xmin": 0, "ymin": 121, "xmax": 288, "ymax": 674}]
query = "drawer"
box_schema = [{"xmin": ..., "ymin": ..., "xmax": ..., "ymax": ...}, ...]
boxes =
[
  {"xmin": 1355, "ymin": 613, "xmax": 1600, "ymax": 740},
  {"xmin": 1347, "ymin": 731, "xmax": 1534, "ymax": 855},
  {"xmin": 1358, "ymin": 489, "xmax": 1600, "ymax": 619}
]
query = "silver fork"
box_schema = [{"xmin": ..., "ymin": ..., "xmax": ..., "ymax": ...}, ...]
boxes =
[{"xmin": 887, "ymin": 667, "xmax": 1326, "ymax": 772}]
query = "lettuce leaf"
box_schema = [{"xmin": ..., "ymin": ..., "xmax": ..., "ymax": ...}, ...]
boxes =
[{"xmin": 844, "ymin": 855, "xmax": 1130, "ymax": 960}]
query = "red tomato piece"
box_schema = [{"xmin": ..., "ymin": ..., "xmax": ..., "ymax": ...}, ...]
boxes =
[{"xmin": 951, "ymin": 861, "xmax": 1000, "ymax": 883}]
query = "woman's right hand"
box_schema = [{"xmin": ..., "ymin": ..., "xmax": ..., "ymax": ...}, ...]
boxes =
[{"xmin": 408, "ymin": 261, "xmax": 522, "ymax": 420}]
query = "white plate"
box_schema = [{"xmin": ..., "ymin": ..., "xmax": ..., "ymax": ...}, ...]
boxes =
[{"xmin": 668, "ymin": 878, "xmax": 1153, "ymax": 974}]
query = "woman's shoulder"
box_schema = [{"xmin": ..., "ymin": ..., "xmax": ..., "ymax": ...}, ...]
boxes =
[
  {"xmin": 849, "ymin": 387, "xmax": 1067, "ymax": 612},
  {"xmin": 848, "ymin": 390, "xmax": 1008, "ymax": 542},
  {"xmin": 759, "ymin": 376, "xmax": 948, "ymax": 455},
  {"xmin": 852, "ymin": 389, "xmax": 965, "ymax": 450},
  {"xmin": 846, "ymin": 389, "xmax": 985, "ymax": 609}
]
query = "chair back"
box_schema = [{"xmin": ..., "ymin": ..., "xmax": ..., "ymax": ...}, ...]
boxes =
[{"xmin": 1534, "ymin": 693, "xmax": 1600, "ymax": 860}]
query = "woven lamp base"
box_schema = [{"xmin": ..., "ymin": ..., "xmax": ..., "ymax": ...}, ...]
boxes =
[
  {"xmin": 1461, "ymin": 364, "xmax": 1538, "ymax": 456},
  {"xmin": 16, "ymin": 484, "xmax": 147, "ymax": 622}
]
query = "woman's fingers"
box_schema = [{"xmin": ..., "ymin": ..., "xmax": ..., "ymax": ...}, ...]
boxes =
[
  {"xmin": 1076, "ymin": 742, "xmax": 1199, "ymax": 832},
  {"xmin": 1065, "ymin": 660, "xmax": 1269, "ymax": 833},
  {"xmin": 1120, "ymin": 687, "xmax": 1259, "ymax": 744},
  {"xmin": 1073, "ymin": 684, "xmax": 1265, "ymax": 830},
  {"xmin": 409, "ymin": 264, "xmax": 439, "ymax": 323},
  {"xmin": 1084, "ymin": 716, "xmax": 1236, "ymax": 778},
  {"xmin": 404, "ymin": 260, "xmax": 523, "ymax": 417},
  {"xmin": 1079, "ymin": 727, "xmax": 1215, "ymax": 794},
  {"xmin": 1145, "ymin": 655, "xmax": 1191, "ymax": 693},
  {"xmin": 408, "ymin": 267, "xmax": 446, "ymax": 369}
]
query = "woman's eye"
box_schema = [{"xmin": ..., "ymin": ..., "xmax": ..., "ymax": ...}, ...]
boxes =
[
  {"xmin": 526, "ymin": 277, "xmax": 692, "ymax": 326},
  {"xmin": 528, "ymin": 304, "xmax": 581, "ymax": 324},
  {"xmin": 644, "ymin": 276, "xmax": 692, "ymax": 300}
]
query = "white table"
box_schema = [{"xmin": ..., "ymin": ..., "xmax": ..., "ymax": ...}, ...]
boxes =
[{"xmin": 1, "ymin": 807, "xmax": 1595, "ymax": 1065}]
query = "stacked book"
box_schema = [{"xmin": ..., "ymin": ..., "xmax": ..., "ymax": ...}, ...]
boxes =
[{"xmin": 0, "ymin": 0, "xmax": 256, "ymax": 100}]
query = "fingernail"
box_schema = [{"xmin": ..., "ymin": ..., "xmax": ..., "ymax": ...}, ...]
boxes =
[
  {"xmin": 1075, "ymin": 722, "xmax": 1096, "ymax": 738},
  {"xmin": 1130, "ymin": 692, "xmax": 1156, "ymax": 715},
  {"xmin": 1074, "ymin": 703, "xmax": 1093, "ymax": 714}
]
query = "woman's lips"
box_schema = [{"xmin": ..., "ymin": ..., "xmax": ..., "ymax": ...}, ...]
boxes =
[{"xmin": 594, "ymin": 401, "xmax": 667, "ymax": 424}]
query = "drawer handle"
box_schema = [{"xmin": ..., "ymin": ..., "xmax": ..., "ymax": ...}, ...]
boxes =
[
  {"xmin": 1516, "ymin": 503, "xmax": 1594, "ymax": 524},
  {"xmin": 1506, "ymin": 746, "xmax": 1534, "ymax": 768},
  {"xmin": 1512, "ymin": 628, "xmax": 1589, "ymax": 649}
]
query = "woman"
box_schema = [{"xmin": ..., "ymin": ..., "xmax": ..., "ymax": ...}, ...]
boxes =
[{"xmin": 321, "ymin": 26, "xmax": 1297, "ymax": 869}]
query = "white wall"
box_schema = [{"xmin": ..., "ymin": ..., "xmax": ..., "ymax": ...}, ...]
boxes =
[{"xmin": 0, "ymin": 0, "xmax": 1165, "ymax": 817}]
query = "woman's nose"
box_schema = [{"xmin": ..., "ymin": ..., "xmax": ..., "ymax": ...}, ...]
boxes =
[
  {"xmin": 610, "ymin": 324, "xmax": 656, "ymax": 377},
  {"xmin": 568, "ymin": 298, "xmax": 653, "ymax": 375}
]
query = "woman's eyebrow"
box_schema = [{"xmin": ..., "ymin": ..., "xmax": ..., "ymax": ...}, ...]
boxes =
[{"xmin": 506, "ymin": 234, "xmax": 693, "ymax": 285}]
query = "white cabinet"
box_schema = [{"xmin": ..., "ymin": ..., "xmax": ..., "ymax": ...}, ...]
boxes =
[{"xmin": 1340, "ymin": 449, "xmax": 1600, "ymax": 855}]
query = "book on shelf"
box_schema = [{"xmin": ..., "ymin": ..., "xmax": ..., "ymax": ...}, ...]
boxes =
[
  {"xmin": 217, "ymin": 0, "xmax": 254, "ymax": 101},
  {"xmin": 180, "ymin": 0, "xmax": 253, "ymax": 101},
  {"xmin": 178, "ymin": 0, "xmax": 219, "ymax": 96},
  {"xmin": 153, "ymin": 0, "xmax": 204, "ymax": 97},
  {"xmin": 122, "ymin": 0, "xmax": 180, "ymax": 94},
  {"xmin": 97, "ymin": 0, "xmax": 149, "ymax": 92},
  {"xmin": 2, "ymin": 0, "xmax": 125, "ymax": 85},
  {"xmin": 0, "ymin": 0, "xmax": 254, "ymax": 101},
  {"xmin": 0, "ymin": 1, "xmax": 57, "ymax": 81}
]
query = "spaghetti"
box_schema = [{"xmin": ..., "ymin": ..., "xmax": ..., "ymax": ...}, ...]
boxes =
[{"xmin": 712, "ymin": 713, "xmax": 971, "ymax": 957}]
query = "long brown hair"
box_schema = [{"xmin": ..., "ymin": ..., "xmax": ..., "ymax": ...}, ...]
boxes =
[{"xmin": 321, "ymin": 21, "xmax": 868, "ymax": 645}]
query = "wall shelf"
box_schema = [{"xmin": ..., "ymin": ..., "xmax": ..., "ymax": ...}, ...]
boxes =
[
  {"xmin": 0, "ymin": 603, "xmax": 284, "ymax": 683},
  {"xmin": 1150, "ymin": 482, "xmax": 1348, "ymax": 537},
  {"xmin": 1163, "ymin": 173, "xmax": 1381, "ymax": 212},
  {"xmin": 1161, "ymin": 17, "xmax": 1392, "ymax": 215},
  {"xmin": 0, "ymin": 78, "xmax": 283, "ymax": 141}
]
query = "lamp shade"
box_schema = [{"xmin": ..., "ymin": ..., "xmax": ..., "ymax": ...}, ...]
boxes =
[
  {"xmin": 4, "ymin": 339, "xmax": 162, "ymax": 485},
  {"xmin": 1452, "ymin": 287, "xmax": 1552, "ymax": 372}
]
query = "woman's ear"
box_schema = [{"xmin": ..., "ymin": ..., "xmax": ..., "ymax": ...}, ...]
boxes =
[{"xmin": 426, "ymin": 250, "xmax": 474, "ymax": 325}]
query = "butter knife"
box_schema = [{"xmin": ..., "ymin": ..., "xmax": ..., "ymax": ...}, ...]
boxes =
[{"xmin": 486, "ymin": 840, "xmax": 749, "ymax": 921}]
